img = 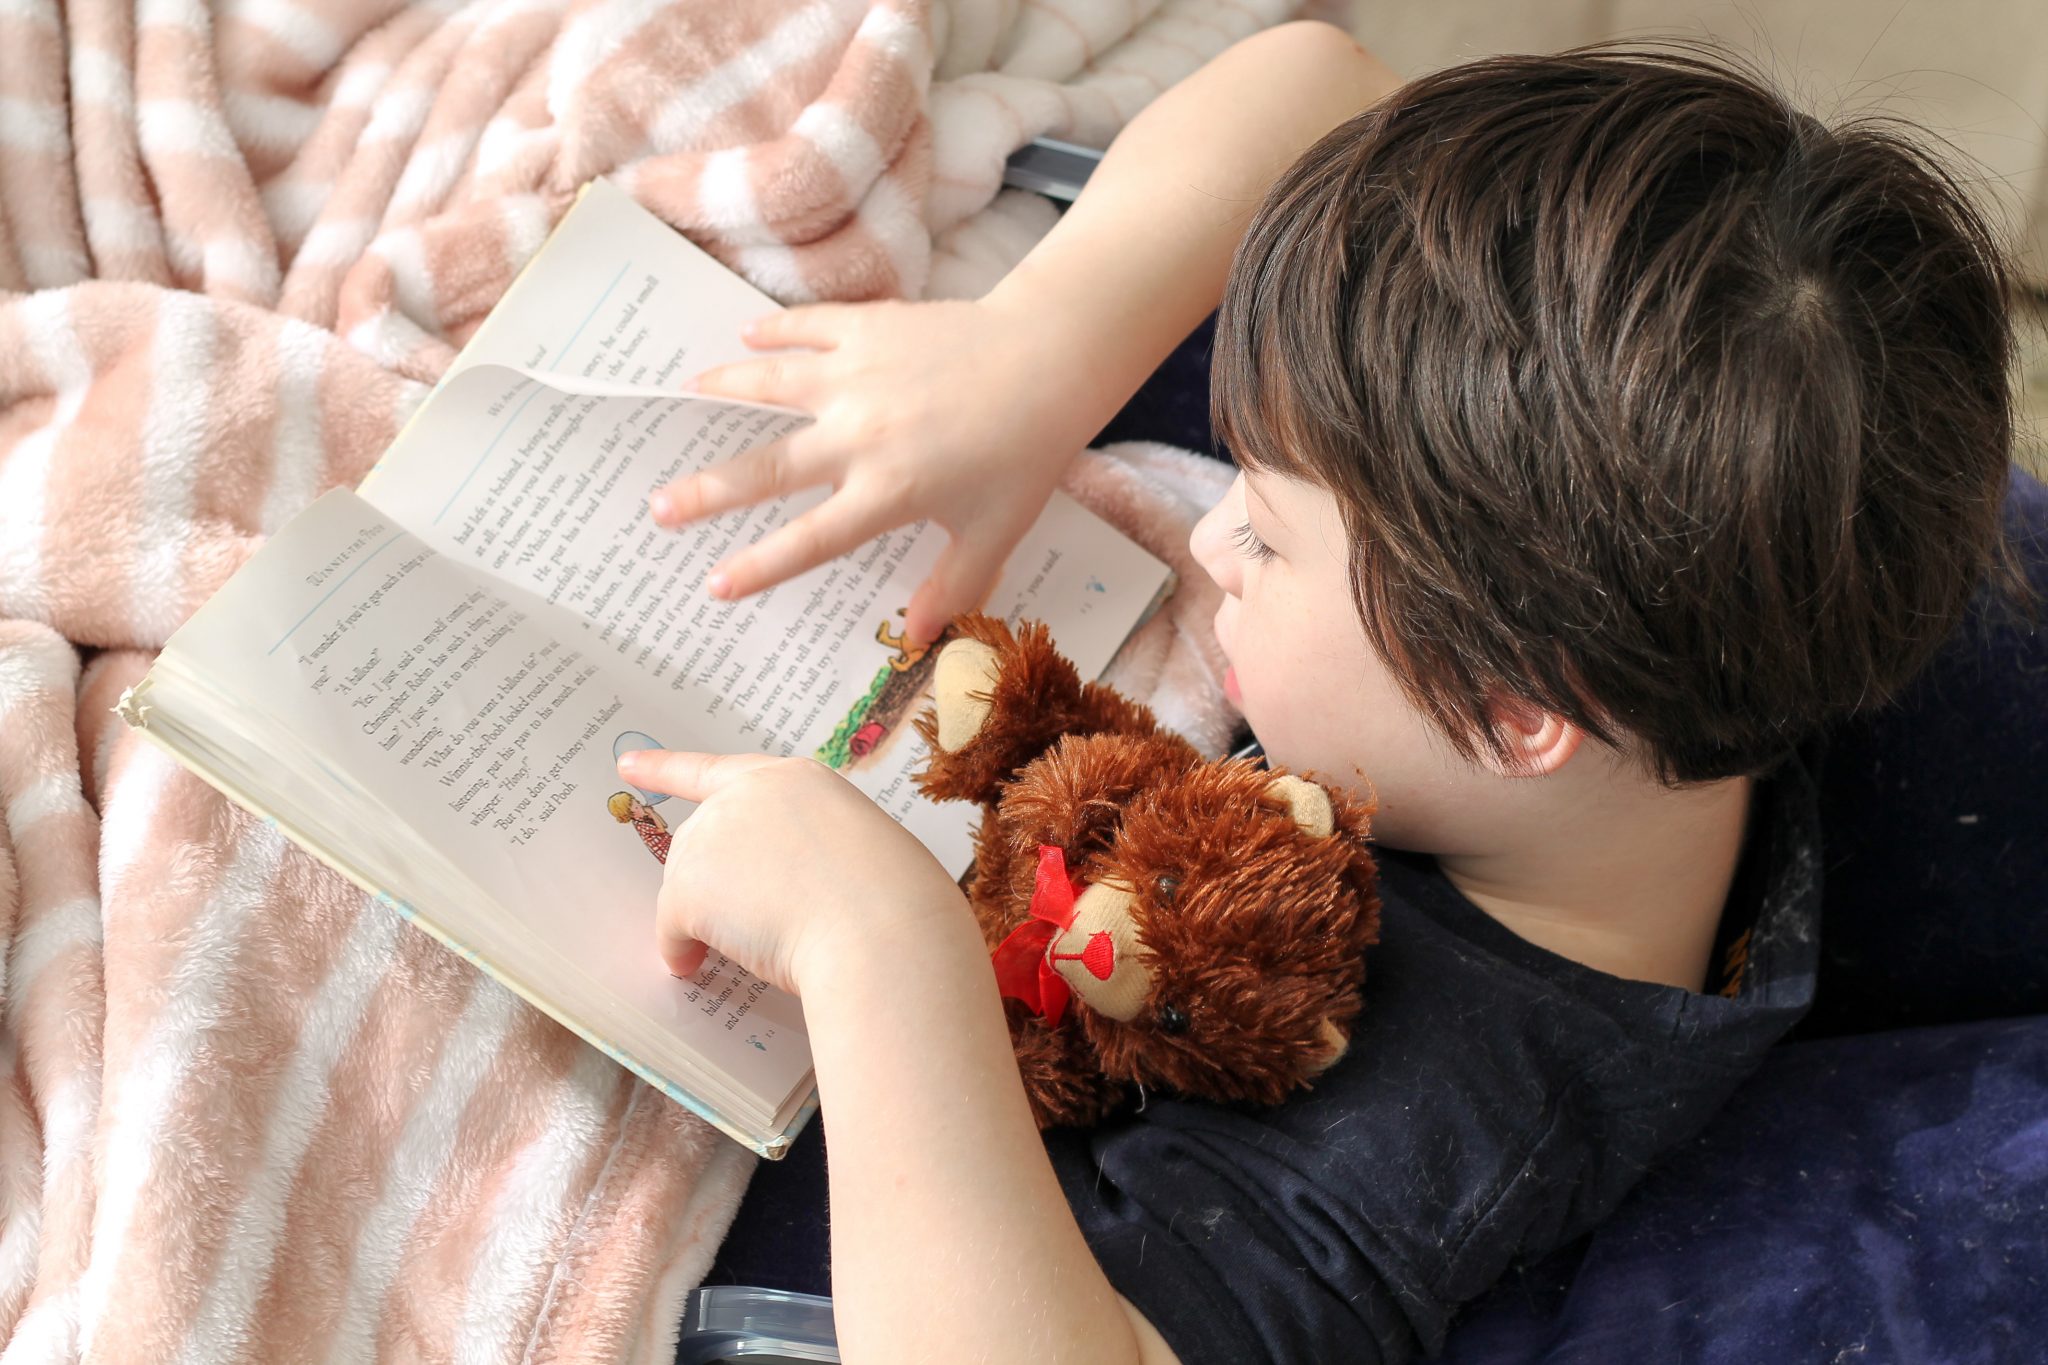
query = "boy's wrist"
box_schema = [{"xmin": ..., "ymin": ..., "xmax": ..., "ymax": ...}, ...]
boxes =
[{"xmin": 789, "ymin": 876, "xmax": 989, "ymax": 1005}]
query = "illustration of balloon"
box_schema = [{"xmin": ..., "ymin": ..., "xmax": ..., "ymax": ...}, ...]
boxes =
[{"xmin": 613, "ymin": 730, "xmax": 669, "ymax": 803}]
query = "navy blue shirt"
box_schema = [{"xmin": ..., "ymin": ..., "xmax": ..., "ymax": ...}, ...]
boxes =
[{"xmin": 1046, "ymin": 754, "xmax": 1822, "ymax": 1364}]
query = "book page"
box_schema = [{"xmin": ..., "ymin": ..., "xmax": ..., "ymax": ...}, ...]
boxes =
[
  {"xmin": 163, "ymin": 489, "xmax": 813, "ymax": 1109},
  {"xmin": 359, "ymin": 178, "xmax": 1174, "ymax": 874},
  {"xmin": 409, "ymin": 177, "xmax": 783, "ymax": 391}
]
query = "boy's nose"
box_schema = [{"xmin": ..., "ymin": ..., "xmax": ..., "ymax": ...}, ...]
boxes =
[{"xmin": 1189, "ymin": 475, "xmax": 1246, "ymax": 597}]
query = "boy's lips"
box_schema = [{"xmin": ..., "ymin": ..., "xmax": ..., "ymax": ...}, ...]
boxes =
[{"xmin": 1223, "ymin": 666, "xmax": 1242, "ymax": 704}]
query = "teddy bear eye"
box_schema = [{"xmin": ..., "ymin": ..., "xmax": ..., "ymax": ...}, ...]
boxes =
[
  {"xmin": 1154, "ymin": 874, "xmax": 1180, "ymax": 902},
  {"xmin": 1157, "ymin": 1003, "xmax": 1190, "ymax": 1035}
]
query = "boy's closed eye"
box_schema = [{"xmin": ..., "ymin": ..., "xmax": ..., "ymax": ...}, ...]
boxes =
[{"xmin": 1232, "ymin": 520, "xmax": 1277, "ymax": 562}]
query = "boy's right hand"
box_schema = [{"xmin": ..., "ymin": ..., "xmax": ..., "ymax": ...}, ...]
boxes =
[{"xmin": 649, "ymin": 295, "xmax": 1096, "ymax": 647}]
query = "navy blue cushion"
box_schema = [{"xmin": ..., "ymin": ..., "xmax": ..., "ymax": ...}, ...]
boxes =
[
  {"xmin": 1439, "ymin": 1012, "xmax": 2048, "ymax": 1364},
  {"xmin": 702, "ymin": 1121, "xmax": 831, "ymax": 1300},
  {"xmin": 1799, "ymin": 466, "xmax": 2048, "ymax": 1038},
  {"xmin": 1094, "ymin": 312, "xmax": 1221, "ymax": 458}
]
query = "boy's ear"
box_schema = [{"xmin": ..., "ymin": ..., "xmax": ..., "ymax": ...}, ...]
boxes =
[{"xmin": 1480, "ymin": 695, "xmax": 1584, "ymax": 778}]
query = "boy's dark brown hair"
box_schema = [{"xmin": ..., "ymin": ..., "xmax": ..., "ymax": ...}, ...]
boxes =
[{"xmin": 1215, "ymin": 46, "xmax": 2021, "ymax": 784}]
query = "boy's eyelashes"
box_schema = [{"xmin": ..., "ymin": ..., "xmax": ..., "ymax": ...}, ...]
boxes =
[{"xmin": 1232, "ymin": 520, "xmax": 1277, "ymax": 563}]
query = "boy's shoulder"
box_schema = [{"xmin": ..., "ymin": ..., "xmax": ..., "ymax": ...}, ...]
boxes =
[
  {"xmin": 1050, "ymin": 751, "xmax": 1824, "ymax": 1365},
  {"xmin": 1379, "ymin": 746, "xmax": 1822, "ymax": 1050}
]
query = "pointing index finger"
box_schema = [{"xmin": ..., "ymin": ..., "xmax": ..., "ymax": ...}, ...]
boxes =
[{"xmin": 615, "ymin": 749, "xmax": 775, "ymax": 802}]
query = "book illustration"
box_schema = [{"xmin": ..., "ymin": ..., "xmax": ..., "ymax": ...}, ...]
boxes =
[
  {"xmin": 610, "ymin": 728, "xmax": 672, "ymax": 863},
  {"xmin": 813, "ymin": 612, "xmax": 960, "ymax": 771}
]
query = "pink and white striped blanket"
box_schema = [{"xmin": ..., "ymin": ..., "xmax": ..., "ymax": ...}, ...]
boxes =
[{"xmin": 0, "ymin": 1, "xmax": 1291, "ymax": 1359}]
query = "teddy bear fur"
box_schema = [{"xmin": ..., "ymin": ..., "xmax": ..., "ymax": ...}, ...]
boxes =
[{"xmin": 915, "ymin": 614, "xmax": 1382, "ymax": 1129}]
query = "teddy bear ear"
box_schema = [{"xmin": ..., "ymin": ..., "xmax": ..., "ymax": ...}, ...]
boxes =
[
  {"xmin": 933, "ymin": 638, "xmax": 1001, "ymax": 751},
  {"xmin": 1305, "ymin": 1018, "xmax": 1349, "ymax": 1075},
  {"xmin": 1263, "ymin": 775, "xmax": 1334, "ymax": 839}
]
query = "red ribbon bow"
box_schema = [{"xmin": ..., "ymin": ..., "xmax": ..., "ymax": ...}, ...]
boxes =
[{"xmin": 991, "ymin": 845, "xmax": 1082, "ymax": 1026}]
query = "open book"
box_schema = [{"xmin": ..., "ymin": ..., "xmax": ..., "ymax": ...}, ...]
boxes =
[{"xmin": 117, "ymin": 179, "xmax": 1173, "ymax": 1157}]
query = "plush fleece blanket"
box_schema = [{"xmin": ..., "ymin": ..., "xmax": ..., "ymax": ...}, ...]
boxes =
[{"xmin": 0, "ymin": 1, "xmax": 1277, "ymax": 1359}]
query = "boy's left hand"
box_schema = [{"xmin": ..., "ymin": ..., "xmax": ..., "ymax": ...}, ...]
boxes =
[{"xmin": 615, "ymin": 749, "xmax": 968, "ymax": 995}]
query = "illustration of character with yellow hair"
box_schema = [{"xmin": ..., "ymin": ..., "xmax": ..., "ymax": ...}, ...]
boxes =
[{"xmin": 609, "ymin": 790, "xmax": 671, "ymax": 864}]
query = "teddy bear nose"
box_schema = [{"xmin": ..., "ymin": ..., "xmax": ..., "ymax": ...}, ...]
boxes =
[
  {"xmin": 1080, "ymin": 931, "xmax": 1115, "ymax": 980},
  {"xmin": 1050, "ymin": 931, "xmax": 1118, "ymax": 982}
]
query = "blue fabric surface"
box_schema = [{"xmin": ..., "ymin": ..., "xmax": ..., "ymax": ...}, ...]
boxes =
[
  {"xmin": 702, "ymin": 1118, "xmax": 830, "ymax": 1299},
  {"xmin": 1093, "ymin": 312, "xmax": 1220, "ymax": 458},
  {"xmin": 1438, "ymin": 1013, "xmax": 2048, "ymax": 1365},
  {"xmin": 1799, "ymin": 467, "xmax": 2048, "ymax": 1038}
]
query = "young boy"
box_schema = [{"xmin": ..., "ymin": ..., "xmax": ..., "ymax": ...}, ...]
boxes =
[{"xmin": 617, "ymin": 23, "xmax": 2019, "ymax": 1365}]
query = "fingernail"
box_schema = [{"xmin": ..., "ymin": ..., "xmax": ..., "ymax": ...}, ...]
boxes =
[
  {"xmin": 650, "ymin": 491, "xmax": 676, "ymax": 523},
  {"xmin": 617, "ymin": 750, "xmax": 642, "ymax": 774},
  {"xmin": 706, "ymin": 571, "xmax": 731, "ymax": 598}
]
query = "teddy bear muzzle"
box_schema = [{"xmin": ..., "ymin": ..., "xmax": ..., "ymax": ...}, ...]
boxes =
[{"xmin": 1047, "ymin": 879, "xmax": 1153, "ymax": 1021}]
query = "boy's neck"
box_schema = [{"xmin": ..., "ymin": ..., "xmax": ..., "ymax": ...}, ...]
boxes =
[{"xmin": 1434, "ymin": 766, "xmax": 1754, "ymax": 994}]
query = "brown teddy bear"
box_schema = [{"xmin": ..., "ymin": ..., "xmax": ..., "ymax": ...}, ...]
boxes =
[{"xmin": 915, "ymin": 614, "xmax": 1381, "ymax": 1129}]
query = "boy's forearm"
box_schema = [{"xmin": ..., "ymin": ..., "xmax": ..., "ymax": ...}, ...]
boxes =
[
  {"xmin": 800, "ymin": 901, "xmax": 1176, "ymax": 1365},
  {"xmin": 985, "ymin": 21, "xmax": 1400, "ymax": 436}
]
